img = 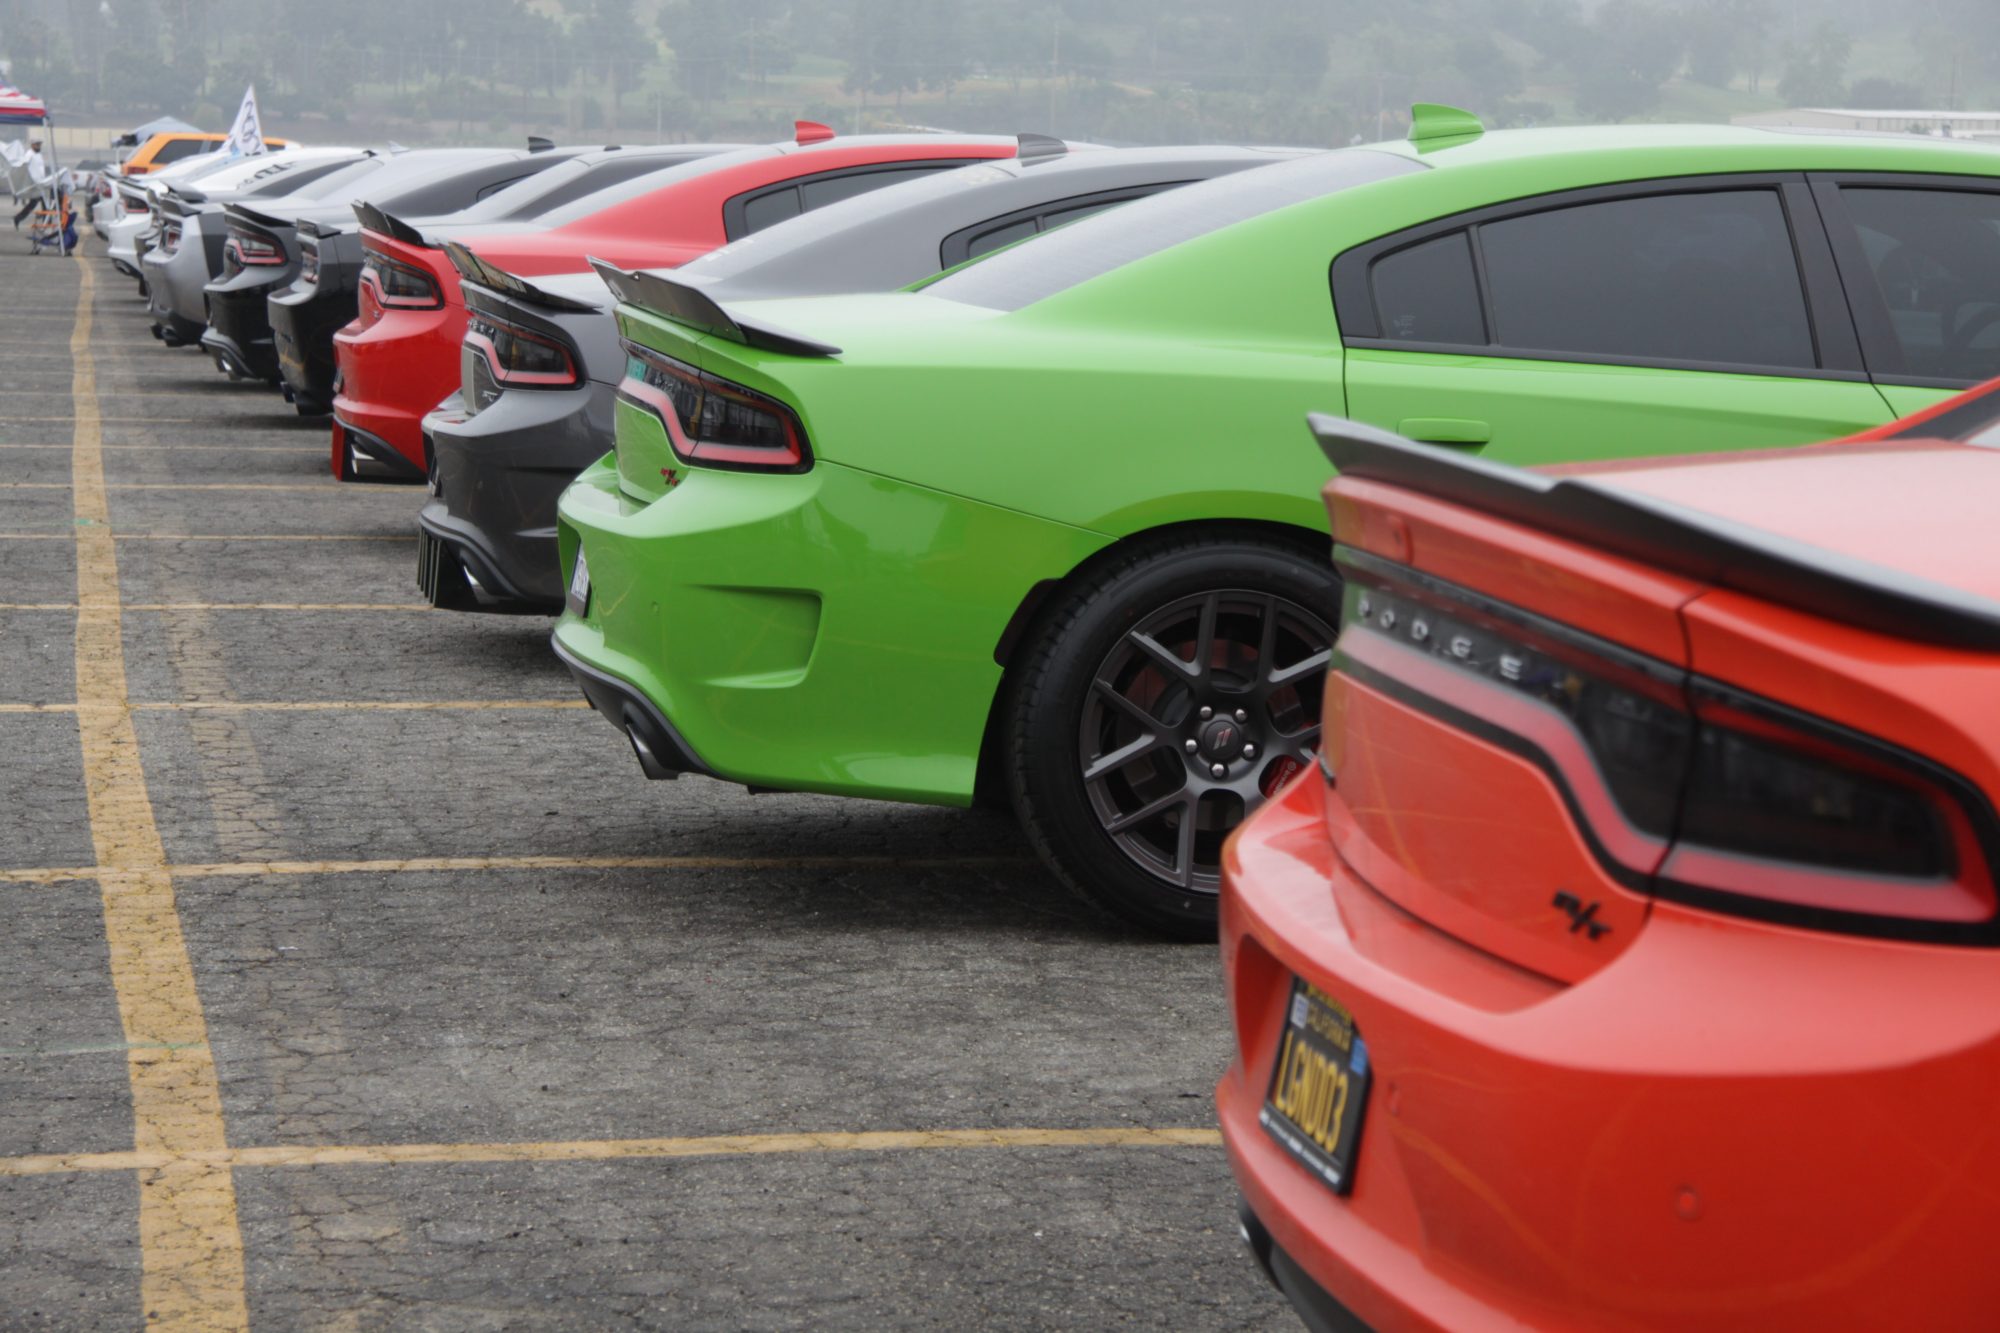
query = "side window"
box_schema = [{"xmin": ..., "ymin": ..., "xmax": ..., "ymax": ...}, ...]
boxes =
[
  {"xmin": 964, "ymin": 217, "xmax": 1039, "ymax": 261},
  {"xmin": 1477, "ymin": 191, "xmax": 1816, "ymax": 370},
  {"xmin": 740, "ymin": 186, "xmax": 803, "ymax": 235},
  {"xmin": 1370, "ymin": 232, "xmax": 1485, "ymax": 346},
  {"xmin": 798, "ymin": 165, "xmax": 944, "ymax": 211},
  {"xmin": 1837, "ymin": 187, "xmax": 2000, "ymax": 383}
]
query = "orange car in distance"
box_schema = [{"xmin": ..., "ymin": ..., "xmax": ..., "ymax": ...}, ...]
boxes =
[{"xmin": 1220, "ymin": 382, "xmax": 2000, "ymax": 1331}]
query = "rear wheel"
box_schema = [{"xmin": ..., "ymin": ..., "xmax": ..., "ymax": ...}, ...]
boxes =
[{"xmin": 1004, "ymin": 534, "xmax": 1338, "ymax": 938}]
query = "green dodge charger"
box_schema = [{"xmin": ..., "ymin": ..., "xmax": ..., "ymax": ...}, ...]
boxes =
[{"xmin": 554, "ymin": 109, "xmax": 2000, "ymax": 935}]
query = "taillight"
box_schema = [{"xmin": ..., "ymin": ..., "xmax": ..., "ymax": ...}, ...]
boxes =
[
  {"xmin": 226, "ymin": 223, "xmax": 285, "ymax": 267},
  {"xmin": 617, "ymin": 340, "xmax": 810, "ymax": 473},
  {"xmin": 360, "ymin": 245, "xmax": 441, "ymax": 310},
  {"xmin": 1336, "ymin": 548, "xmax": 2000, "ymax": 941},
  {"xmin": 160, "ymin": 221, "xmax": 182, "ymax": 256},
  {"xmin": 122, "ymin": 193, "xmax": 147, "ymax": 214},
  {"xmin": 299, "ymin": 240, "xmax": 319, "ymax": 285},
  {"xmin": 466, "ymin": 314, "xmax": 579, "ymax": 403}
]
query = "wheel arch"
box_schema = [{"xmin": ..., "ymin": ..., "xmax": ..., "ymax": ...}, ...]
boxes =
[{"xmin": 970, "ymin": 516, "xmax": 1333, "ymax": 808}]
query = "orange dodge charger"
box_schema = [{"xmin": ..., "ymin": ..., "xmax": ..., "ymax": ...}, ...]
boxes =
[{"xmin": 1219, "ymin": 381, "xmax": 2000, "ymax": 1331}]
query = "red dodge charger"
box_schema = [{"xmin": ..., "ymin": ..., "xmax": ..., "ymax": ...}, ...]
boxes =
[{"xmin": 1221, "ymin": 381, "xmax": 2000, "ymax": 1331}]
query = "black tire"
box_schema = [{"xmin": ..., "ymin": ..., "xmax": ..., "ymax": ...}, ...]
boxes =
[{"xmin": 1004, "ymin": 532, "xmax": 1340, "ymax": 938}]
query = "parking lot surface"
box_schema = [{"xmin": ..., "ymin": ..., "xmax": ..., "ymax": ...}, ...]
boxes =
[{"xmin": 0, "ymin": 243, "xmax": 1290, "ymax": 1330}]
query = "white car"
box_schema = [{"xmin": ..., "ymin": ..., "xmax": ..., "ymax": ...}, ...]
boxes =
[{"xmin": 103, "ymin": 146, "xmax": 327, "ymax": 277}]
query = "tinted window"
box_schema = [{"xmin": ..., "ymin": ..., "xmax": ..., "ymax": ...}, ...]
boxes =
[
  {"xmin": 929, "ymin": 148, "xmax": 1425, "ymax": 312},
  {"xmin": 965, "ymin": 216, "xmax": 1039, "ymax": 260},
  {"xmin": 1479, "ymin": 191, "xmax": 1815, "ymax": 369},
  {"xmin": 510, "ymin": 154, "xmax": 688, "ymax": 216},
  {"xmin": 800, "ymin": 165, "xmax": 945, "ymax": 211},
  {"xmin": 153, "ymin": 139, "xmax": 214, "ymax": 166},
  {"xmin": 1041, "ymin": 198, "xmax": 1126, "ymax": 229},
  {"xmin": 741, "ymin": 186, "xmax": 802, "ymax": 235},
  {"xmin": 1371, "ymin": 232, "xmax": 1485, "ymax": 345},
  {"xmin": 1840, "ymin": 187, "xmax": 2000, "ymax": 383}
]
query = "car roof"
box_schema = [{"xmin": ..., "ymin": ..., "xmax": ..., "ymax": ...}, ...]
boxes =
[
  {"xmin": 922, "ymin": 121, "xmax": 2000, "ymax": 320},
  {"xmin": 668, "ymin": 145, "xmax": 1312, "ymax": 302},
  {"xmin": 443, "ymin": 143, "xmax": 748, "ymax": 225}
]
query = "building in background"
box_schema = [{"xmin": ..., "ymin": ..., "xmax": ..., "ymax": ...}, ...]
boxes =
[{"xmin": 1735, "ymin": 108, "xmax": 2000, "ymax": 144}]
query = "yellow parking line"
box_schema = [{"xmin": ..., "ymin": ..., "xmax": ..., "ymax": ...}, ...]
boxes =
[
  {"xmin": 1, "ymin": 417, "xmax": 214, "ymax": 424},
  {"xmin": 0, "ymin": 533, "xmax": 406, "ymax": 542},
  {"xmin": 0, "ymin": 700, "xmax": 588, "ymax": 714},
  {"xmin": 0, "ymin": 443, "xmax": 310, "ymax": 452},
  {"xmin": 0, "ymin": 853, "xmax": 1028, "ymax": 886},
  {"xmin": 67, "ymin": 256, "xmax": 250, "ymax": 1330},
  {"xmin": 0, "ymin": 482, "xmax": 403, "ymax": 492},
  {"xmin": 0, "ymin": 603, "xmax": 435, "ymax": 612},
  {"xmin": 0, "ymin": 1126, "xmax": 1222, "ymax": 1178}
]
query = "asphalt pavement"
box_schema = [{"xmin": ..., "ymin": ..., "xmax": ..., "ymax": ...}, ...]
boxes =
[{"xmin": 0, "ymin": 237, "xmax": 1292, "ymax": 1330}]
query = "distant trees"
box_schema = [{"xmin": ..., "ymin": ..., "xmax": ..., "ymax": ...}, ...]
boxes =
[{"xmin": 1778, "ymin": 20, "xmax": 1853, "ymax": 108}]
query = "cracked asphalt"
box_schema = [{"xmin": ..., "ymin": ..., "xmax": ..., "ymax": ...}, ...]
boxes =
[{"xmin": 0, "ymin": 238, "xmax": 1293, "ymax": 1330}]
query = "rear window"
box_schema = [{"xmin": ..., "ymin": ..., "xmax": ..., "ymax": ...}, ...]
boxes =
[
  {"xmin": 533, "ymin": 148, "xmax": 777, "ymax": 229},
  {"xmin": 926, "ymin": 149, "xmax": 1423, "ymax": 312},
  {"xmin": 151, "ymin": 138, "xmax": 216, "ymax": 166}
]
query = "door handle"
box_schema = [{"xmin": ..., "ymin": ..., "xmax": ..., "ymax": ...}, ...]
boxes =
[{"xmin": 1398, "ymin": 418, "xmax": 1491, "ymax": 448}]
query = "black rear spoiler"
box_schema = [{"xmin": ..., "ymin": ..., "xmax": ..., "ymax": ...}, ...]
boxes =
[
  {"xmin": 443, "ymin": 241, "xmax": 601, "ymax": 314},
  {"xmin": 352, "ymin": 202, "xmax": 429, "ymax": 247},
  {"xmin": 587, "ymin": 257, "xmax": 841, "ymax": 359},
  {"xmin": 296, "ymin": 216, "xmax": 343, "ymax": 240},
  {"xmin": 1309, "ymin": 414, "xmax": 2000, "ymax": 651},
  {"xmin": 222, "ymin": 202, "xmax": 289, "ymax": 232},
  {"xmin": 159, "ymin": 192, "xmax": 201, "ymax": 217}
]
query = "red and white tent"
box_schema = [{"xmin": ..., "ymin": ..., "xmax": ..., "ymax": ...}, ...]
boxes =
[{"xmin": 0, "ymin": 83, "xmax": 49, "ymax": 127}]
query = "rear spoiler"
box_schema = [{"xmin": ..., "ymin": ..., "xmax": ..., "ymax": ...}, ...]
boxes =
[
  {"xmin": 1309, "ymin": 413, "xmax": 2000, "ymax": 651},
  {"xmin": 159, "ymin": 193, "xmax": 203, "ymax": 218},
  {"xmin": 443, "ymin": 241, "xmax": 601, "ymax": 314},
  {"xmin": 587, "ymin": 257, "xmax": 841, "ymax": 359},
  {"xmin": 352, "ymin": 202, "xmax": 429, "ymax": 247},
  {"xmin": 222, "ymin": 202, "xmax": 289, "ymax": 232}
]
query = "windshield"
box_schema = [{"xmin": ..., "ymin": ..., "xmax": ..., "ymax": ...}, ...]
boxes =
[{"xmin": 925, "ymin": 148, "xmax": 1424, "ymax": 312}]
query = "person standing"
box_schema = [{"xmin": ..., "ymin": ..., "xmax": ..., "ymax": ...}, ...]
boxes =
[{"xmin": 11, "ymin": 134, "xmax": 50, "ymax": 227}]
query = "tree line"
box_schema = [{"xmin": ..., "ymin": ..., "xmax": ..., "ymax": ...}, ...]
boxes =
[{"xmin": 2, "ymin": 0, "xmax": 1996, "ymax": 145}]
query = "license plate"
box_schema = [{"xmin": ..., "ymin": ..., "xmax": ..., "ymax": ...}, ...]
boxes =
[
  {"xmin": 566, "ymin": 548, "xmax": 591, "ymax": 617},
  {"xmin": 1260, "ymin": 979, "xmax": 1372, "ymax": 1196}
]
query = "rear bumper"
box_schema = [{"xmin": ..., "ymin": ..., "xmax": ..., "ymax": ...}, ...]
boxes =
[
  {"xmin": 550, "ymin": 450, "xmax": 1101, "ymax": 804},
  {"xmin": 270, "ymin": 279, "xmax": 356, "ymax": 413},
  {"xmin": 141, "ymin": 239, "xmax": 211, "ymax": 343},
  {"xmin": 417, "ymin": 380, "xmax": 614, "ymax": 612},
  {"xmin": 331, "ymin": 303, "xmax": 465, "ymax": 472},
  {"xmin": 1237, "ymin": 1201, "xmax": 1372, "ymax": 1333},
  {"xmin": 332, "ymin": 419, "xmax": 426, "ymax": 484},
  {"xmin": 1217, "ymin": 771, "xmax": 2000, "ymax": 1332},
  {"xmin": 200, "ymin": 278, "xmax": 287, "ymax": 381},
  {"xmin": 550, "ymin": 633, "xmax": 714, "ymax": 781}
]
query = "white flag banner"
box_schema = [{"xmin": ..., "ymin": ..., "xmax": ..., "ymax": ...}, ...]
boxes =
[{"xmin": 221, "ymin": 84, "xmax": 266, "ymax": 157}]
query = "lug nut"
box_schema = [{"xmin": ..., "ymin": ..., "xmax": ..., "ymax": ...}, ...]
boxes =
[
  {"xmin": 1242, "ymin": 744, "xmax": 1257, "ymax": 758},
  {"xmin": 1210, "ymin": 763, "xmax": 1227, "ymax": 778},
  {"xmin": 1199, "ymin": 706, "xmax": 1213, "ymax": 720},
  {"xmin": 1234, "ymin": 709, "xmax": 1247, "ymax": 723},
  {"xmin": 1184, "ymin": 739, "xmax": 1198, "ymax": 753}
]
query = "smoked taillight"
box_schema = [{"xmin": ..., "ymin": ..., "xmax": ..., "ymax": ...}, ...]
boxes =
[
  {"xmin": 360, "ymin": 245, "xmax": 441, "ymax": 309},
  {"xmin": 225, "ymin": 223, "xmax": 284, "ymax": 267},
  {"xmin": 617, "ymin": 340, "xmax": 811, "ymax": 473},
  {"xmin": 159, "ymin": 221, "xmax": 182, "ymax": 256},
  {"xmin": 298, "ymin": 238, "xmax": 319, "ymax": 285},
  {"xmin": 1335, "ymin": 547, "xmax": 2000, "ymax": 941}
]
